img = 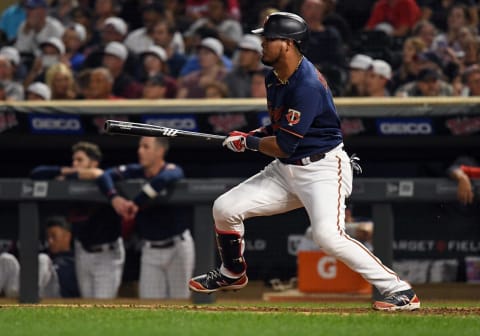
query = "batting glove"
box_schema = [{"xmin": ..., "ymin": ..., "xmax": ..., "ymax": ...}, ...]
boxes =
[{"xmin": 223, "ymin": 131, "xmax": 248, "ymax": 152}]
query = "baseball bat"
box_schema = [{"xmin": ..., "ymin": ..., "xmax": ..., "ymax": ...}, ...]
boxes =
[{"xmin": 104, "ymin": 120, "xmax": 227, "ymax": 142}]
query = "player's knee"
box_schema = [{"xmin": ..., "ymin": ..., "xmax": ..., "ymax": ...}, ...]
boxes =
[{"xmin": 212, "ymin": 195, "xmax": 235, "ymax": 223}]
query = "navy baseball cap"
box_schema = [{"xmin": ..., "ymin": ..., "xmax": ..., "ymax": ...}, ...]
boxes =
[{"xmin": 25, "ymin": 0, "xmax": 48, "ymax": 9}]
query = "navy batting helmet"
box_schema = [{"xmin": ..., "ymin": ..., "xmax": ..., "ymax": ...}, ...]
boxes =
[{"xmin": 252, "ymin": 12, "xmax": 309, "ymax": 53}]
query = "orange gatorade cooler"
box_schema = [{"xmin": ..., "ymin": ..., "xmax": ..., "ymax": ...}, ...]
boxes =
[{"xmin": 297, "ymin": 251, "xmax": 372, "ymax": 294}]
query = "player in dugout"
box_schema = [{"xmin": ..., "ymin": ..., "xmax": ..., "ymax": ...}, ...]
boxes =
[
  {"xmin": 188, "ymin": 12, "xmax": 420, "ymax": 311},
  {"xmin": 30, "ymin": 141, "xmax": 125, "ymax": 299},
  {"xmin": 96, "ymin": 136, "xmax": 195, "ymax": 299}
]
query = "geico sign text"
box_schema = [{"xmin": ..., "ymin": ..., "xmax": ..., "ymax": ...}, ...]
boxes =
[
  {"xmin": 380, "ymin": 122, "xmax": 432, "ymax": 135},
  {"xmin": 32, "ymin": 118, "xmax": 81, "ymax": 130}
]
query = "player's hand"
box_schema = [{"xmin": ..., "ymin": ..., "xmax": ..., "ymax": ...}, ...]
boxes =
[
  {"xmin": 457, "ymin": 176, "xmax": 474, "ymax": 205},
  {"xmin": 111, "ymin": 196, "xmax": 138, "ymax": 220},
  {"xmin": 223, "ymin": 131, "xmax": 248, "ymax": 152}
]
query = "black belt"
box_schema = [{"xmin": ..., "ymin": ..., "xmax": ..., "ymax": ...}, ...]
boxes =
[
  {"xmin": 292, "ymin": 153, "xmax": 326, "ymax": 166},
  {"xmin": 149, "ymin": 232, "xmax": 185, "ymax": 249}
]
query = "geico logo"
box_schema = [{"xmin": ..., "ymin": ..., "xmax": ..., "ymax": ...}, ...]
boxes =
[
  {"xmin": 32, "ymin": 118, "xmax": 81, "ymax": 130},
  {"xmin": 317, "ymin": 256, "xmax": 337, "ymax": 279},
  {"xmin": 380, "ymin": 122, "xmax": 432, "ymax": 134},
  {"xmin": 146, "ymin": 118, "xmax": 196, "ymax": 130}
]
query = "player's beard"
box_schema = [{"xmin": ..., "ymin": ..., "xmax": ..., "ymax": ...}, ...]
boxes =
[{"xmin": 261, "ymin": 53, "xmax": 281, "ymax": 67}]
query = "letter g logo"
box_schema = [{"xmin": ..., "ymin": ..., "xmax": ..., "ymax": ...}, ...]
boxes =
[{"xmin": 317, "ymin": 256, "xmax": 337, "ymax": 279}]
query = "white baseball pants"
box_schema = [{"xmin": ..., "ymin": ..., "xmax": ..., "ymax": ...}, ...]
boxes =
[{"xmin": 213, "ymin": 144, "xmax": 411, "ymax": 295}]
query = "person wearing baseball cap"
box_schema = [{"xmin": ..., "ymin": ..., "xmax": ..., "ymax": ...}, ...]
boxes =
[
  {"xmin": 365, "ymin": 59, "xmax": 392, "ymax": 96},
  {"xmin": 177, "ymin": 37, "xmax": 229, "ymax": 98},
  {"xmin": 0, "ymin": 55, "xmax": 24, "ymax": 101},
  {"xmin": 224, "ymin": 34, "xmax": 268, "ymax": 97},
  {"xmin": 140, "ymin": 45, "xmax": 178, "ymax": 98},
  {"xmin": 395, "ymin": 67, "xmax": 454, "ymax": 97},
  {"xmin": 24, "ymin": 36, "xmax": 67, "ymax": 88},
  {"xmin": 62, "ymin": 23, "xmax": 88, "ymax": 71},
  {"xmin": 83, "ymin": 16, "xmax": 139, "ymax": 78},
  {"xmin": 102, "ymin": 42, "xmax": 143, "ymax": 99},
  {"xmin": 345, "ymin": 54, "xmax": 373, "ymax": 96},
  {"xmin": 26, "ymin": 81, "xmax": 51, "ymax": 100}
]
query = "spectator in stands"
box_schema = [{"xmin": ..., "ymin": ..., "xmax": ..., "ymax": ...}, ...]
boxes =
[
  {"xmin": 124, "ymin": 3, "xmax": 182, "ymax": 56},
  {"xmin": 140, "ymin": 45, "xmax": 178, "ymax": 98},
  {"xmin": 177, "ymin": 37, "xmax": 228, "ymax": 98},
  {"xmin": 151, "ymin": 19, "xmax": 188, "ymax": 77},
  {"xmin": 96, "ymin": 137, "xmax": 195, "ymax": 299},
  {"xmin": 0, "ymin": 216, "xmax": 80, "ymax": 298},
  {"xmin": 102, "ymin": 41, "xmax": 143, "ymax": 98},
  {"xmin": 395, "ymin": 67, "xmax": 454, "ymax": 97},
  {"xmin": 0, "ymin": 46, "xmax": 27, "ymax": 82},
  {"xmin": 70, "ymin": 6, "xmax": 93, "ymax": 45},
  {"xmin": 30, "ymin": 141, "xmax": 125, "ymax": 299},
  {"xmin": 417, "ymin": 0, "xmax": 478, "ymax": 33},
  {"xmin": 300, "ymin": 0, "xmax": 347, "ymax": 71},
  {"xmin": 83, "ymin": 16, "xmax": 139, "ymax": 78},
  {"xmin": 0, "ymin": 55, "xmax": 24, "ymax": 101},
  {"xmin": 0, "ymin": 0, "xmax": 26, "ymax": 43},
  {"xmin": 142, "ymin": 74, "xmax": 168, "ymax": 99},
  {"xmin": 365, "ymin": 0, "xmax": 421, "ymax": 37},
  {"xmin": 431, "ymin": 5, "xmax": 476, "ymax": 66},
  {"xmin": 26, "ymin": 81, "xmax": 51, "ymax": 100},
  {"xmin": 462, "ymin": 64, "xmax": 480, "ymax": 96},
  {"xmin": 365, "ymin": 59, "xmax": 392, "ymax": 96},
  {"xmin": 250, "ymin": 69, "xmax": 267, "ymax": 98},
  {"xmin": 48, "ymin": 0, "xmax": 77, "ymax": 26},
  {"xmin": 390, "ymin": 37, "xmax": 427, "ymax": 93},
  {"xmin": 223, "ymin": 34, "xmax": 266, "ymax": 98},
  {"xmin": 412, "ymin": 20, "xmax": 437, "ymax": 51},
  {"xmin": 75, "ymin": 68, "xmax": 94, "ymax": 99},
  {"xmin": 45, "ymin": 63, "xmax": 77, "ymax": 100},
  {"xmin": 91, "ymin": 0, "xmax": 122, "ymax": 43},
  {"xmin": 88, "ymin": 67, "xmax": 119, "ymax": 99},
  {"xmin": 184, "ymin": 0, "xmax": 243, "ymax": 57},
  {"xmin": 14, "ymin": 0, "xmax": 65, "ymax": 55},
  {"xmin": 24, "ymin": 36, "xmax": 67, "ymax": 88},
  {"xmin": 344, "ymin": 54, "xmax": 372, "ymax": 96},
  {"xmin": 448, "ymin": 155, "xmax": 479, "ymax": 205},
  {"xmin": 204, "ymin": 80, "xmax": 229, "ymax": 98},
  {"xmin": 62, "ymin": 23, "xmax": 88, "ymax": 71}
]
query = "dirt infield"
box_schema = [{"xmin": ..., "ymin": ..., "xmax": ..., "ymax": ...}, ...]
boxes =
[{"xmin": 1, "ymin": 303, "xmax": 479, "ymax": 316}]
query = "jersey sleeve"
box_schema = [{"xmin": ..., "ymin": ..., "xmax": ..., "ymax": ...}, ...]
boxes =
[
  {"xmin": 30, "ymin": 166, "xmax": 62, "ymax": 180},
  {"xmin": 276, "ymin": 84, "xmax": 324, "ymax": 155},
  {"xmin": 461, "ymin": 165, "xmax": 480, "ymax": 178},
  {"xmin": 96, "ymin": 164, "xmax": 143, "ymax": 200},
  {"xmin": 133, "ymin": 164, "xmax": 184, "ymax": 207}
]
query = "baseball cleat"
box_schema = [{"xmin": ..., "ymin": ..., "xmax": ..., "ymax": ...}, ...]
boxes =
[
  {"xmin": 372, "ymin": 288, "xmax": 420, "ymax": 311},
  {"xmin": 189, "ymin": 268, "xmax": 248, "ymax": 294}
]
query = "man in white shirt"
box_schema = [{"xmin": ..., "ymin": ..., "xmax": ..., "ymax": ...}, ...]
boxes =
[{"xmin": 14, "ymin": 0, "xmax": 64, "ymax": 55}]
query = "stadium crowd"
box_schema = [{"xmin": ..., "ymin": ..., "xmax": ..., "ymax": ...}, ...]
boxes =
[{"xmin": 2, "ymin": 0, "xmax": 480, "ymax": 101}]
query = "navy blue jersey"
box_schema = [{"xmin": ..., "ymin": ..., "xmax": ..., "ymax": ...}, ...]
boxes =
[
  {"xmin": 51, "ymin": 251, "xmax": 80, "ymax": 298},
  {"xmin": 30, "ymin": 166, "xmax": 121, "ymax": 247},
  {"xmin": 264, "ymin": 57, "xmax": 343, "ymax": 163},
  {"xmin": 98, "ymin": 163, "xmax": 190, "ymax": 241}
]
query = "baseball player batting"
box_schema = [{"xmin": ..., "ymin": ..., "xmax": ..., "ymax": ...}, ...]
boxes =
[{"xmin": 189, "ymin": 12, "xmax": 420, "ymax": 311}]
